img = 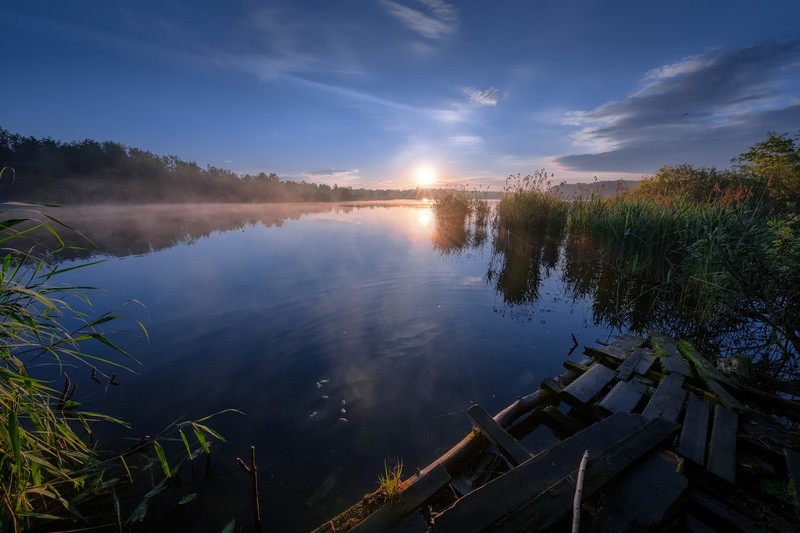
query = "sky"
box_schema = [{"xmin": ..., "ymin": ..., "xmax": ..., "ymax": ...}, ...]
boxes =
[{"xmin": 3, "ymin": 1, "xmax": 800, "ymax": 190}]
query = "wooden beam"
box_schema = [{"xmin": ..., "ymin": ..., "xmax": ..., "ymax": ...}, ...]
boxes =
[
  {"xmin": 489, "ymin": 418, "xmax": 679, "ymax": 532},
  {"xmin": 678, "ymin": 393, "xmax": 710, "ymax": 465},
  {"xmin": 599, "ymin": 377, "xmax": 647, "ymax": 414},
  {"xmin": 707, "ymin": 405, "xmax": 738, "ymax": 483},
  {"xmin": 651, "ymin": 334, "xmax": 692, "ymax": 377},
  {"xmin": 430, "ymin": 413, "xmax": 648, "ymax": 532},
  {"xmin": 467, "ymin": 404, "xmax": 530, "ymax": 466},
  {"xmin": 562, "ymin": 363, "xmax": 617, "ymax": 405},
  {"xmin": 589, "ymin": 450, "xmax": 688, "ymax": 532},
  {"xmin": 642, "ymin": 374, "xmax": 686, "ymax": 422}
]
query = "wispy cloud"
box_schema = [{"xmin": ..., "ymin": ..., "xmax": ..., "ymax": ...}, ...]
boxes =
[
  {"xmin": 380, "ymin": 0, "xmax": 457, "ymax": 40},
  {"xmin": 556, "ymin": 41, "xmax": 800, "ymax": 172},
  {"xmin": 468, "ymin": 87, "xmax": 499, "ymax": 106},
  {"xmin": 308, "ymin": 169, "xmax": 360, "ymax": 177}
]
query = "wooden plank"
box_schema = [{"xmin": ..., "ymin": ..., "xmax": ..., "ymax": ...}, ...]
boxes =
[
  {"xmin": 599, "ymin": 377, "xmax": 647, "ymax": 414},
  {"xmin": 651, "ymin": 334, "xmax": 692, "ymax": 377},
  {"xmin": 634, "ymin": 352, "xmax": 657, "ymax": 376},
  {"xmin": 561, "ymin": 362, "xmax": 617, "ymax": 405},
  {"xmin": 678, "ymin": 393, "xmax": 710, "ymax": 465},
  {"xmin": 467, "ymin": 404, "xmax": 530, "ymax": 466},
  {"xmin": 489, "ymin": 418, "xmax": 679, "ymax": 532},
  {"xmin": 706, "ymin": 405, "xmax": 738, "ymax": 483},
  {"xmin": 784, "ymin": 448, "xmax": 800, "ymax": 509},
  {"xmin": 430, "ymin": 413, "xmax": 648, "ymax": 532},
  {"xmin": 615, "ymin": 347, "xmax": 649, "ymax": 381},
  {"xmin": 589, "ymin": 450, "xmax": 688, "ymax": 532},
  {"xmin": 642, "ymin": 374, "xmax": 686, "ymax": 422},
  {"xmin": 685, "ymin": 488, "xmax": 770, "ymax": 533},
  {"xmin": 706, "ymin": 379, "xmax": 745, "ymax": 412},
  {"xmin": 350, "ymin": 463, "xmax": 450, "ymax": 533}
]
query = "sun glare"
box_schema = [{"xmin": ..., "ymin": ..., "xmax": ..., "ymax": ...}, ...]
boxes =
[{"xmin": 415, "ymin": 165, "xmax": 437, "ymax": 186}]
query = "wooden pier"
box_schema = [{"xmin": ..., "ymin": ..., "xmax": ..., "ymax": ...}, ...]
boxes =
[{"xmin": 313, "ymin": 334, "xmax": 800, "ymax": 532}]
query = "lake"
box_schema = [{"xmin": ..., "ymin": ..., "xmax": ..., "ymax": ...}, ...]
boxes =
[{"xmin": 23, "ymin": 201, "xmax": 620, "ymax": 531}]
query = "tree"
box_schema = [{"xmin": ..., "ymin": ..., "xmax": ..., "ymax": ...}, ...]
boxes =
[{"xmin": 733, "ymin": 131, "xmax": 800, "ymax": 213}]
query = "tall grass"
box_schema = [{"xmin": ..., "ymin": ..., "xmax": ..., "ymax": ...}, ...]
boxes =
[
  {"xmin": 493, "ymin": 168, "xmax": 799, "ymax": 376},
  {"xmin": 0, "ymin": 201, "xmax": 229, "ymax": 531}
]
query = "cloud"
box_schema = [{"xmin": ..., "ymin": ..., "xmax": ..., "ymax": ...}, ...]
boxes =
[
  {"xmin": 468, "ymin": 87, "xmax": 499, "ymax": 106},
  {"xmin": 380, "ymin": 0, "xmax": 457, "ymax": 40},
  {"xmin": 556, "ymin": 41, "xmax": 800, "ymax": 173},
  {"xmin": 308, "ymin": 169, "xmax": 360, "ymax": 177}
]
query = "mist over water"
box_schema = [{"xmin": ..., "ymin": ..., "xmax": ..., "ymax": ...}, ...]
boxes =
[{"xmin": 19, "ymin": 202, "xmax": 616, "ymax": 531}]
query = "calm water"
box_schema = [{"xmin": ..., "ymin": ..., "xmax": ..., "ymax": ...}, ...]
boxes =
[{"xmin": 34, "ymin": 202, "xmax": 618, "ymax": 531}]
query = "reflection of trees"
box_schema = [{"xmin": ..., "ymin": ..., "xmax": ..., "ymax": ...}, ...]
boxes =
[
  {"xmin": 486, "ymin": 222, "xmax": 564, "ymax": 305},
  {"xmin": 3, "ymin": 203, "xmax": 337, "ymax": 260}
]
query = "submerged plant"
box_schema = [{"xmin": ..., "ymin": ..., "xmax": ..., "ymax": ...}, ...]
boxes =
[{"xmin": 377, "ymin": 458, "xmax": 404, "ymax": 500}]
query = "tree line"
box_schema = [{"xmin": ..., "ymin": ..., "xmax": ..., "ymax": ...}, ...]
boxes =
[{"xmin": 0, "ymin": 128, "xmax": 421, "ymax": 204}]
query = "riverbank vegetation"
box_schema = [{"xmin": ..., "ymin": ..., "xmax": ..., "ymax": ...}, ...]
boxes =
[
  {"xmin": 0, "ymin": 128, "xmax": 422, "ymax": 204},
  {"xmin": 0, "ymin": 202, "xmax": 231, "ymax": 531},
  {"xmin": 494, "ymin": 133, "xmax": 799, "ymax": 379}
]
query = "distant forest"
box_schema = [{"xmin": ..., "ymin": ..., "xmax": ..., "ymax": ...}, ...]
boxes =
[{"xmin": 0, "ymin": 128, "xmax": 424, "ymax": 204}]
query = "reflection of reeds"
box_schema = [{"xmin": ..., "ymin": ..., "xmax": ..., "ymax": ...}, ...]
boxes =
[{"xmin": 491, "ymin": 184, "xmax": 799, "ymax": 376}]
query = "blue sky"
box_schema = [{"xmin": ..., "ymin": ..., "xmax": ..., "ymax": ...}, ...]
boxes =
[{"xmin": 3, "ymin": 1, "xmax": 799, "ymax": 189}]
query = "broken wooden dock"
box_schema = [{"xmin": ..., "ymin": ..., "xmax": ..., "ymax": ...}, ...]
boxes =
[{"xmin": 313, "ymin": 333, "xmax": 800, "ymax": 532}]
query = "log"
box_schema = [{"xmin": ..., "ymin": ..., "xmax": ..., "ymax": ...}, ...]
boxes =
[{"xmin": 351, "ymin": 463, "xmax": 451, "ymax": 532}]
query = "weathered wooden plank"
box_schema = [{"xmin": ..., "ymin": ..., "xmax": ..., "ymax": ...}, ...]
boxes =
[
  {"xmin": 707, "ymin": 379, "xmax": 745, "ymax": 412},
  {"xmin": 561, "ymin": 362, "xmax": 617, "ymax": 405},
  {"xmin": 651, "ymin": 334, "xmax": 692, "ymax": 377},
  {"xmin": 585, "ymin": 344, "xmax": 628, "ymax": 361},
  {"xmin": 589, "ymin": 450, "xmax": 688, "ymax": 532},
  {"xmin": 784, "ymin": 448, "xmax": 800, "ymax": 509},
  {"xmin": 678, "ymin": 393, "xmax": 710, "ymax": 465},
  {"xmin": 430, "ymin": 413, "xmax": 647, "ymax": 532},
  {"xmin": 642, "ymin": 374, "xmax": 686, "ymax": 422},
  {"xmin": 707, "ymin": 405, "xmax": 738, "ymax": 483},
  {"xmin": 467, "ymin": 404, "xmax": 530, "ymax": 466},
  {"xmin": 634, "ymin": 352, "xmax": 657, "ymax": 376},
  {"xmin": 615, "ymin": 347, "xmax": 650, "ymax": 381},
  {"xmin": 350, "ymin": 463, "xmax": 450, "ymax": 533},
  {"xmin": 538, "ymin": 405, "xmax": 586, "ymax": 439},
  {"xmin": 489, "ymin": 418, "xmax": 679, "ymax": 532},
  {"xmin": 685, "ymin": 488, "xmax": 770, "ymax": 533},
  {"xmin": 599, "ymin": 377, "xmax": 647, "ymax": 414}
]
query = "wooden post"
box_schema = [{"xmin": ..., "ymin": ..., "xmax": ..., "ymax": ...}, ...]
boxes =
[{"xmin": 236, "ymin": 446, "xmax": 262, "ymax": 529}]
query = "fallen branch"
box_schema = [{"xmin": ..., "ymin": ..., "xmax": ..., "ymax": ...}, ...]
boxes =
[
  {"xmin": 572, "ymin": 449, "xmax": 590, "ymax": 533},
  {"xmin": 236, "ymin": 445, "xmax": 262, "ymax": 529}
]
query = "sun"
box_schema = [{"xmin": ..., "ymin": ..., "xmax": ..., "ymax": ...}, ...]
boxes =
[{"xmin": 415, "ymin": 164, "xmax": 437, "ymax": 187}]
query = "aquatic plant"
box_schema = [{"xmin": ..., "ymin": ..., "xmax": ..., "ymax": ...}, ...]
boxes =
[{"xmin": 377, "ymin": 458, "xmax": 404, "ymax": 500}]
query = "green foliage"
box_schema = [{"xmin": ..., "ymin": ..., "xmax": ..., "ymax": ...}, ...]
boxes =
[
  {"xmin": 492, "ymin": 133, "xmax": 800, "ymax": 375},
  {"xmin": 0, "ymin": 206, "xmax": 231, "ymax": 531},
  {"xmin": 0, "ymin": 128, "xmax": 419, "ymax": 204},
  {"xmin": 733, "ymin": 131, "xmax": 800, "ymax": 213},
  {"xmin": 377, "ymin": 459, "xmax": 403, "ymax": 500}
]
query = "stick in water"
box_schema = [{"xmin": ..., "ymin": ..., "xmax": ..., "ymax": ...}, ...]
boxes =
[
  {"xmin": 572, "ymin": 449, "xmax": 590, "ymax": 533},
  {"xmin": 236, "ymin": 446, "xmax": 262, "ymax": 529}
]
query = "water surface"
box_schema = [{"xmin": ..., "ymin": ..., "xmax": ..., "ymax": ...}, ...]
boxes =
[{"xmin": 37, "ymin": 202, "xmax": 617, "ymax": 530}]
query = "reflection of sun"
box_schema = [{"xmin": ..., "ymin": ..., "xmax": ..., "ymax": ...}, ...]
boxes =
[
  {"xmin": 415, "ymin": 165, "xmax": 437, "ymax": 186},
  {"xmin": 416, "ymin": 208, "xmax": 433, "ymax": 226}
]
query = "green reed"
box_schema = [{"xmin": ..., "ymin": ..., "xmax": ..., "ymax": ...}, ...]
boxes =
[{"xmin": 0, "ymin": 203, "xmax": 230, "ymax": 531}]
